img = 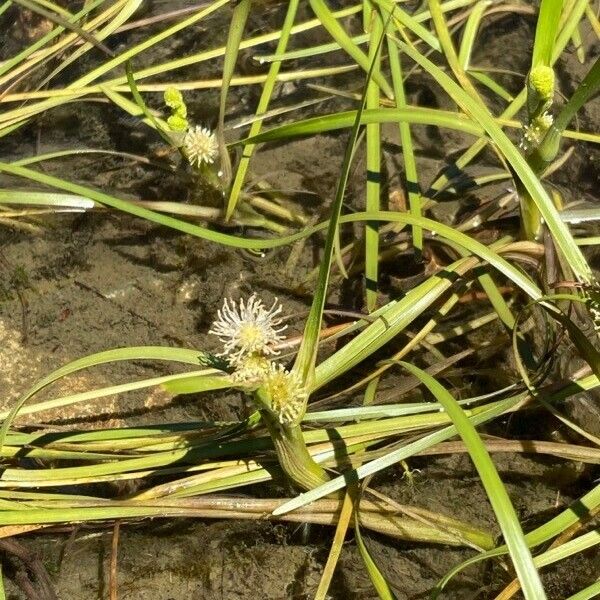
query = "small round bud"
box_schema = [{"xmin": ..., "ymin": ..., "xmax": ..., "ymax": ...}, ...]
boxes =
[
  {"xmin": 164, "ymin": 87, "xmax": 184, "ymax": 110},
  {"xmin": 167, "ymin": 114, "xmax": 188, "ymax": 132},
  {"xmin": 529, "ymin": 66, "xmax": 555, "ymax": 102}
]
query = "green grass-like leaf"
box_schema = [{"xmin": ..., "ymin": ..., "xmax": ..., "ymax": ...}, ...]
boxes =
[
  {"xmin": 398, "ymin": 363, "xmax": 545, "ymax": 600},
  {"xmin": 225, "ymin": 0, "xmax": 300, "ymax": 219},
  {"xmin": 364, "ymin": 11, "xmax": 384, "ymax": 311},
  {"xmin": 355, "ymin": 513, "xmax": 399, "ymax": 600},
  {"xmin": 308, "ymin": 0, "xmax": 393, "ymax": 98},
  {"xmin": 531, "ymin": 0, "xmax": 564, "ymax": 68},
  {"xmin": 392, "ymin": 37, "xmax": 593, "ymax": 284},
  {"xmin": 0, "ymin": 346, "xmax": 205, "ymax": 450}
]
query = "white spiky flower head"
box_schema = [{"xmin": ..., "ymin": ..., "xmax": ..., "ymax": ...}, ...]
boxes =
[
  {"xmin": 208, "ymin": 294, "xmax": 287, "ymax": 364},
  {"xmin": 183, "ymin": 125, "xmax": 219, "ymax": 167},
  {"xmin": 264, "ymin": 363, "xmax": 307, "ymax": 425}
]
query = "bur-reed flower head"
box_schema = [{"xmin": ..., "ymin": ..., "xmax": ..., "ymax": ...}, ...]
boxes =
[
  {"xmin": 264, "ymin": 363, "xmax": 307, "ymax": 425},
  {"xmin": 164, "ymin": 87, "xmax": 189, "ymax": 134},
  {"xmin": 208, "ymin": 294, "xmax": 287, "ymax": 364},
  {"xmin": 183, "ymin": 125, "xmax": 219, "ymax": 167},
  {"xmin": 520, "ymin": 112, "xmax": 554, "ymax": 153},
  {"xmin": 164, "ymin": 87, "xmax": 185, "ymax": 111},
  {"xmin": 230, "ymin": 353, "xmax": 272, "ymax": 385},
  {"xmin": 529, "ymin": 65, "xmax": 555, "ymax": 102}
]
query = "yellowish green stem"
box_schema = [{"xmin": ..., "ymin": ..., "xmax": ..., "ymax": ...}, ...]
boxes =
[{"xmin": 261, "ymin": 410, "xmax": 331, "ymax": 491}]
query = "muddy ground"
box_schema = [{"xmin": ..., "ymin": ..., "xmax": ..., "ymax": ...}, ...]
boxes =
[{"xmin": 0, "ymin": 2, "xmax": 599, "ymax": 599}]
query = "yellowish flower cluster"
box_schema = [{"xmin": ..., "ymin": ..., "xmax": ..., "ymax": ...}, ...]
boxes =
[
  {"xmin": 520, "ymin": 112, "xmax": 553, "ymax": 154},
  {"xmin": 182, "ymin": 126, "xmax": 219, "ymax": 168},
  {"xmin": 529, "ymin": 65, "xmax": 555, "ymax": 103},
  {"xmin": 209, "ymin": 295, "xmax": 306, "ymax": 425},
  {"xmin": 163, "ymin": 88, "xmax": 219, "ymax": 169}
]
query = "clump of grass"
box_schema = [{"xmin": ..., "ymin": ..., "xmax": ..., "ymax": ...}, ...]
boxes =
[{"xmin": 1, "ymin": 1, "xmax": 600, "ymax": 599}]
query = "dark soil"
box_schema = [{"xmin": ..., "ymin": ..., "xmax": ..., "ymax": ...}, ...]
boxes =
[{"xmin": 0, "ymin": 2, "xmax": 599, "ymax": 599}]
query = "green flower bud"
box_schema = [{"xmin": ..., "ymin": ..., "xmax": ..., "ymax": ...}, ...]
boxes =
[
  {"xmin": 529, "ymin": 65, "xmax": 555, "ymax": 102},
  {"xmin": 167, "ymin": 114, "xmax": 188, "ymax": 132},
  {"xmin": 174, "ymin": 103, "xmax": 187, "ymax": 119},
  {"xmin": 164, "ymin": 87, "xmax": 184, "ymax": 110}
]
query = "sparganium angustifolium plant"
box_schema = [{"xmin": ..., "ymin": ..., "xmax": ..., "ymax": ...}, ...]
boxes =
[
  {"xmin": 4, "ymin": 3, "xmax": 600, "ymax": 597},
  {"xmin": 208, "ymin": 294, "xmax": 327, "ymax": 492}
]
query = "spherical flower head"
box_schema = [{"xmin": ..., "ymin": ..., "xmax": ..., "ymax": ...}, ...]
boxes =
[
  {"xmin": 529, "ymin": 66, "xmax": 555, "ymax": 102},
  {"xmin": 230, "ymin": 353, "xmax": 271, "ymax": 385},
  {"xmin": 183, "ymin": 125, "xmax": 219, "ymax": 167},
  {"xmin": 167, "ymin": 114, "xmax": 188, "ymax": 133},
  {"xmin": 265, "ymin": 363, "xmax": 307, "ymax": 425},
  {"xmin": 208, "ymin": 294, "xmax": 287, "ymax": 364},
  {"xmin": 164, "ymin": 87, "xmax": 185, "ymax": 110}
]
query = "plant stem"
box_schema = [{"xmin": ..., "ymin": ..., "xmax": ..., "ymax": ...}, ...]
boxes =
[{"xmin": 261, "ymin": 410, "xmax": 330, "ymax": 491}]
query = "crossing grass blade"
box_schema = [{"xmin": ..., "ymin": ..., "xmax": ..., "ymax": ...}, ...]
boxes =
[
  {"xmin": 531, "ymin": 0, "xmax": 564, "ymax": 68},
  {"xmin": 355, "ymin": 512, "xmax": 399, "ymax": 600},
  {"xmin": 434, "ymin": 478, "xmax": 600, "ymax": 595},
  {"xmin": 240, "ymin": 106, "xmax": 485, "ymax": 142},
  {"xmin": 457, "ymin": 0, "xmax": 490, "ymax": 70},
  {"xmin": 217, "ymin": 0, "xmax": 251, "ymax": 190},
  {"xmin": 566, "ymin": 580, "xmax": 600, "ymax": 600},
  {"xmin": 427, "ymin": 0, "xmax": 481, "ymax": 101},
  {"xmin": 467, "ymin": 69, "xmax": 514, "ymax": 102},
  {"xmin": 499, "ymin": 529, "xmax": 600, "ymax": 599},
  {"xmin": 0, "ymin": 347, "xmax": 206, "ymax": 449},
  {"xmin": 384, "ymin": 23, "xmax": 423, "ymax": 255},
  {"xmin": 391, "ymin": 36, "xmax": 593, "ymax": 284},
  {"xmin": 308, "ymin": 0, "xmax": 393, "ymax": 99},
  {"xmin": 364, "ymin": 11, "xmax": 384, "ymax": 312},
  {"xmin": 9, "ymin": 0, "xmax": 115, "ymax": 57},
  {"xmin": 398, "ymin": 363, "xmax": 546, "ymax": 600},
  {"xmin": 0, "ymin": 161, "xmax": 554, "ymax": 308},
  {"xmin": 371, "ymin": 0, "xmax": 441, "ymax": 51},
  {"xmin": 313, "ymin": 492, "xmax": 355, "ymax": 600},
  {"xmin": 0, "ymin": 0, "xmax": 106, "ymax": 80},
  {"xmin": 33, "ymin": 0, "xmax": 143, "ymax": 90},
  {"xmin": 225, "ymin": 0, "xmax": 300, "ymax": 220},
  {"xmin": 291, "ymin": 7, "xmax": 380, "ymax": 390},
  {"xmin": 272, "ymin": 397, "xmax": 522, "ymax": 514}
]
